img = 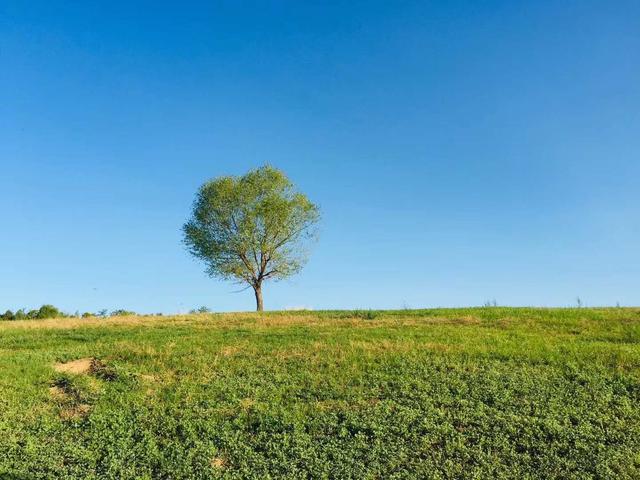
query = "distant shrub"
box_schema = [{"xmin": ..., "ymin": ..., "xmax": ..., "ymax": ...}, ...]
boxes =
[
  {"xmin": 82, "ymin": 312, "xmax": 93, "ymax": 318},
  {"xmin": 190, "ymin": 306, "xmax": 211, "ymax": 314},
  {"xmin": 36, "ymin": 305, "xmax": 63, "ymax": 319},
  {"xmin": 97, "ymin": 309, "xmax": 109, "ymax": 318},
  {"xmin": 353, "ymin": 309, "xmax": 378, "ymax": 320},
  {"xmin": 1, "ymin": 305, "xmax": 66, "ymax": 320},
  {"xmin": 110, "ymin": 309, "xmax": 136, "ymax": 317}
]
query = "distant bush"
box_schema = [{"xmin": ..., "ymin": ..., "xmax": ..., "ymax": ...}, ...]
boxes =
[
  {"xmin": 189, "ymin": 306, "xmax": 211, "ymax": 314},
  {"xmin": 36, "ymin": 305, "xmax": 63, "ymax": 319},
  {"xmin": 110, "ymin": 309, "xmax": 136, "ymax": 317},
  {"xmin": 1, "ymin": 305, "xmax": 66, "ymax": 321},
  {"xmin": 353, "ymin": 309, "xmax": 379, "ymax": 320},
  {"xmin": 82, "ymin": 312, "xmax": 93, "ymax": 318}
]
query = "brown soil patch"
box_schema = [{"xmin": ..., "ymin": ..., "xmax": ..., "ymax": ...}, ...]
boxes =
[
  {"xmin": 54, "ymin": 358, "xmax": 93, "ymax": 375},
  {"xmin": 59, "ymin": 404, "xmax": 91, "ymax": 421},
  {"xmin": 53, "ymin": 358, "xmax": 115, "ymax": 380}
]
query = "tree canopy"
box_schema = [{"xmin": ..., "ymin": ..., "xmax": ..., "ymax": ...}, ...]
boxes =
[{"xmin": 183, "ymin": 166, "xmax": 320, "ymax": 311}]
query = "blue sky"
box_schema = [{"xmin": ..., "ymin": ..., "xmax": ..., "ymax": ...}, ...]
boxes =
[{"xmin": 1, "ymin": 1, "xmax": 639, "ymax": 313}]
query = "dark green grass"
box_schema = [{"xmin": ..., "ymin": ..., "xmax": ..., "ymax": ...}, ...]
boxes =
[{"xmin": 1, "ymin": 308, "xmax": 639, "ymax": 479}]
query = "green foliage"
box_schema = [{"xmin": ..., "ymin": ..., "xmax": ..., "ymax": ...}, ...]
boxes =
[
  {"xmin": 1, "ymin": 305, "xmax": 65, "ymax": 321},
  {"xmin": 36, "ymin": 304, "xmax": 63, "ymax": 319},
  {"xmin": 190, "ymin": 306, "xmax": 212, "ymax": 314},
  {"xmin": 110, "ymin": 309, "xmax": 136, "ymax": 317},
  {"xmin": 183, "ymin": 165, "xmax": 320, "ymax": 310},
  {"xmin": 0, "ymin": 308, "xmax": 639, "ymax": 478},
  {"xmin": 352, "ymin": 309, "xmax": 379, "ymax": 320}
]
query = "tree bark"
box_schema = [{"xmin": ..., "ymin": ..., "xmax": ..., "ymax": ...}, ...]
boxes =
[{"xmin": 254, "ymin": 284, "xmax": 264, "ymax": 312}]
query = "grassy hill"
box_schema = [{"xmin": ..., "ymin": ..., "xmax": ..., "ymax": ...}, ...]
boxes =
[{"xmin": 1, "ymin": 308, "xmax": 639, "ymax": 479}]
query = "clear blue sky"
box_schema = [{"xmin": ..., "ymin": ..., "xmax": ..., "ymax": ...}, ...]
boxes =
[{"xmin": 1, "ymin": 1, "xmax": 639, "ymax": 313}]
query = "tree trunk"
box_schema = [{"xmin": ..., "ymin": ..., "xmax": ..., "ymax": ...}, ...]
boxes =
[{"xmin": 254, "ymin": 284, "xmax": 264, "ymax": 312}]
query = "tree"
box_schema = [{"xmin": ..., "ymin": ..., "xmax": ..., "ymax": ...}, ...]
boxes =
[
  {"xmin": 36, "ymin": 304, "xmax": 62, "ymax": 319},
  {"xmin": 183, "ymin": 165, "xmax": 320, "ymax": 311}
]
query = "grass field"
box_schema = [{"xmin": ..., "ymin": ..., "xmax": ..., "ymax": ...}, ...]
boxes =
[{"xmin": 1, "ymin": 308, "xmax": 639, "ymax": 479}]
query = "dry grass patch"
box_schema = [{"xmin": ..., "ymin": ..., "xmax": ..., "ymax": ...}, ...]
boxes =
[
  {"xmin": 220, "ymin": 345, "xmax": 242, "ymax": 356},
  {"xmin": 210, "ymin": 456, "xmax": 226, "ymax": 469},
  {"xmin": 48, "ymin": 385, "xmax": 66, "ymax": 399},
  {"xmin": 59, "ymin": 403, "xmax": 91, "ymax": 421},
  {"xmin": 48, "ymin": 379, "xmax": 93, "ymax": 421}
]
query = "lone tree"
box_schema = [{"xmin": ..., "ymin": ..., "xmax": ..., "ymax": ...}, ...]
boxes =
[{"xmin": 183, "ymin": 166, "xmax": 320, "ymax": 311}]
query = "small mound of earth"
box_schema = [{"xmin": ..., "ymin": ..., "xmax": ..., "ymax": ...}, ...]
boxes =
[
  {"xmin": 53, "ymin": 357, "xmax": 115, "ymax": 380},
  {"xmin": 54, "ymin": 358, "xmax": 93, "ymax": 375}
]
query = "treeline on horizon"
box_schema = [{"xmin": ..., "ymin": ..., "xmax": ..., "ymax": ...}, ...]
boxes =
[
  {"xmin": 2, "ymin": 304, "xmax": 633, "ymax": 322},
  {"xmin": 0, "ymin": 305, "xmax": 215, "ymax": 321},
  {"xmin": 0, "ymin": 305, "xmax": 137, "ymax": 321}
]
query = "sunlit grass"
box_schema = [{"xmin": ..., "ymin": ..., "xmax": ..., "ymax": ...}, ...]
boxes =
[{"xmin": 1, "ymin": 308, "xmax": 639, "ymax": 478}]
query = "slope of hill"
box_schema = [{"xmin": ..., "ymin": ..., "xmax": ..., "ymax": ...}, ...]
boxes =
[{"xmin": 1, "ymin": 308, "xmax": 639, "ymax": 479}]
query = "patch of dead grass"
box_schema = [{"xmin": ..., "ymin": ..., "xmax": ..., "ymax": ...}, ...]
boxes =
[
  {"xmin": 48, "ymin": 380, "xmax": 92, "ymax": 421},
  {"xmin": 59, "ymin": 403, "xmax": 91, "ymax": 421},
  {"xmin": 48, "ymin": 385, "xmax": 66, "ymax": 399},
  {"xmin": 220, "ymin": 345, "xmax": 242, "ymax": 356}
]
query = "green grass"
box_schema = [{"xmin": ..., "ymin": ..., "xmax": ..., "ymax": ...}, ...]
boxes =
[{"xmin": 1, "ymin": 308, "xmax": 639, "ymax": 479}]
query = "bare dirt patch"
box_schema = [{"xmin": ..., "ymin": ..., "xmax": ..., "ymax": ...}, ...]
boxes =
[
  {"xmin": 53, "ymin": 358, "xmax": 116, "ymax": 380},
  {"xmin": 54, "ymin": 358, "xmax": 93, "ymax": 375}
]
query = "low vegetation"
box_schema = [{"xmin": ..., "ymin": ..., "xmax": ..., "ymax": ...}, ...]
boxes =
[
  {"xmin": 1, "ymin": 304, "xmax": 65, "ymax": 321},
  {"xmin": 1, "ymin": 308, "xmax": 639, "ymax": 479},
  {"xmin": 1, "ymin": 306, "xmax": 139, "ymax": 321}
]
